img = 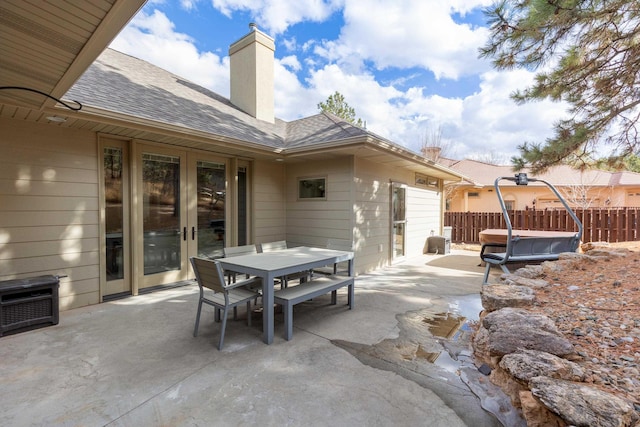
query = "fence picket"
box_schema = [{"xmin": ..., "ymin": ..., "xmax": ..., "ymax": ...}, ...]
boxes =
[{"xmin": 445, "ymin": 208, "xmax": 640, "ymax": 244}]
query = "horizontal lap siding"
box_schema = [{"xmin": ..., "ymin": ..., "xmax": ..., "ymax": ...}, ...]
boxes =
[
  {"xmin": 0, "ymin": 118, "xmax": 100, "ymax": 310},
  {"xmin": 406, "ymin": 186, "xmax": 441, "ymax": 255},
  {"xmin": 355, "ymin": 158, "xmax": 443, "ymax": 272},
  {"xmin": 253, "ymin": 161, "xmax": 286, "ymax": 244},
  {"xmin": 285, "ymin": 157, "xmax": 353, "ymax": 249},
  {"xmin": 354, "ymin": 158, "xmax": 392, "ymax": 272}
]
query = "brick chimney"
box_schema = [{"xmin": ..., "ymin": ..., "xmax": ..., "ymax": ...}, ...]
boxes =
[{"xmin": 229, "ymin": 23, "xmax": 275, "ymax": 123}]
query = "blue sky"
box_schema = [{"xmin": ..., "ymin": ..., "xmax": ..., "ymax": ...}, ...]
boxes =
[{"xmin": 110, "ymin": 0, "xmax": 568, "ymax": 162}]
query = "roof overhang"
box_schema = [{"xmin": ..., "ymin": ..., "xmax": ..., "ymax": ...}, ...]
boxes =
[
  {"xmin": 0, "ymin": 0, "xmax": 146, "ymax": 110},
  {"xmin": 283, "ymin": 135, "xmax": 466, "ymax": 182}
]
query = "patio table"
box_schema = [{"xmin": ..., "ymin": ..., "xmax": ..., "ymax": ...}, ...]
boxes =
[{"xmin": 218, "ymin": 246, "xmax": 354, "ymax": 344}]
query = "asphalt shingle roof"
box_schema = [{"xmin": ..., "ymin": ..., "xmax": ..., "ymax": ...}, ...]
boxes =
[
  {"xmin": 66, "ymin": 49, "xmax": 287, "ymax": 147},
  {"xmin": 65, "ymin": 49, "xmax": 380, "ymax": 151}
]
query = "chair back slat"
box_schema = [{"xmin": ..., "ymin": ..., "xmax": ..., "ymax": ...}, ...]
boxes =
[
  {"xmin": 259, "ymin": 240, "xmax": 287, "ymax": 252},
  {"xmin": 190, "ymin": 257, "xmax": 226, "ymax": 293},
  {"xmin": 224, "ymin": 244, "xmax": 258, "ymax": 257}
]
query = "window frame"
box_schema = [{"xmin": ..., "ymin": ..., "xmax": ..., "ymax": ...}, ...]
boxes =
[{"xmin": 297, "ymin": 176, "xmax": 327, "ymax": 200}]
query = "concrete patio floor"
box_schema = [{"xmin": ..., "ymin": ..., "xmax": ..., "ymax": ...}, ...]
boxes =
[{"xmin": 0, "ymin": 250, "xmax": 505, "ymax": 427}]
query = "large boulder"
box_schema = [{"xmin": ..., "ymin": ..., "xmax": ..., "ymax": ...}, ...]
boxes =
[
  {"xmin": 481, "ymin": 284, "xmax": 535, "ymax": 312},
  {"xmin": 500, "ymin": 349, "xmax": 585, "ymax": 383},
  {"xmin": 482, "ymin": 308, "xmax": 574, "ymax": 357},
  {"xmin": 530, "ymin": 376, "xmax": 639, "ymax": 427}
]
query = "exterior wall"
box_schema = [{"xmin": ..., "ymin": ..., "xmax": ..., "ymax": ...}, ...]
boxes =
[
  {"xmin": 284, "ymin": 157, "xmax": 354, "ymax": 249},
  {"xmin": 448, "ymin": 185, "xmax": 640, "ymax": 212},
  {"xmin": 406, "ymin": 186, "xmax": 442, "ymax": 255},
  {"xmin": 0, "ymin": 118, "xmax": 100, "ymax": 310},
  {"xmin": 253, "ymin": 160, "xmax": 286, "ymax": 244},
  {"xmin": 354, "ymin": 158, "xmax": 442, "ymax": 273}
]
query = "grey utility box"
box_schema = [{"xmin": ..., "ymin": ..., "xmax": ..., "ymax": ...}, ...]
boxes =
[
  {"xmin": 0, "ymin": 275, "xmax": 60, "ymax": 336},
  {"xmin": 427, "ymin": 236, "xmax": 450, "ymax": 255}
]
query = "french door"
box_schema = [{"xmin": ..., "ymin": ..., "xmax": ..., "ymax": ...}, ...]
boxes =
[
  {"xmin": 135, "ymin": 144, "xmax": 228, "ymax": 290},
  {"xmin": 102, "ymin": 138, "xmax": 131, "ymax": 297},
  {"xmin": 392, "ymin": 182, "xmax": 407, "ymax": 260}
]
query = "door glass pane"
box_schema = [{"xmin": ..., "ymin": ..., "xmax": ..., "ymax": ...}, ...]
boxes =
[
  {"xmin": 143, "ymin": 153, "xmax": 181, "ymax": 275},
  {"xmin": 197, "ymin": 161, "xmax": 225, "ymax": 258},
  {"xmin": 393, "ymin": 222, "xmax": 405, "ymax": 258},
  {"xmin": 393, "ymin": 186, "xmax": 406, "ymax": 221},
  {"xmin": 105, "ymin": 147, "xmax": 123, "ymax": 281},
  {"xmin": 392, "ymin": 185, "xmax": 406, "ymax": 258},
  {"xmin": 237, "ymin": 166, "xmax": 247, "ymax": 246}
]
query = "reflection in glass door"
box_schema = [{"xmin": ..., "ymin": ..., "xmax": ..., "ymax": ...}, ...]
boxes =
[
  {"xmin": 194, "ymin": 160, "xmax": 226, "ymax": 258},
  {"xmin": 392, "ymin": 183, "xmax": 407, "ymax": 259},
  {"xmin": 142, "ymin": 153, "xmax": 182, "ymax": 275},
  {"xmin": 237, "ymin": 166, "xmax": 248, "ymax": 246},
  {"xmin": 103, "ymin": 141, "xmax": 130, "ymax": 297}
]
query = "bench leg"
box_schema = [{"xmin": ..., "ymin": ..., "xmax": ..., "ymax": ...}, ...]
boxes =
[
  {"xmin": 283, "ymin": 302, "xmax": 293, "ymax": 341},
  {"xmin": 331, "ymin": 290, "xmax": 337, "ymax": 305},
  {"xmin": 348, "ymin": 283, "xmax": 354, "ymax": 309}
]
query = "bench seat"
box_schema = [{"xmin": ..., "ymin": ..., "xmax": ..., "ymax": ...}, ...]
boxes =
[
  {"xmin": 274, "ymin": 275, "xmax": 354, "ymax": 340},
  {"xmin": 480, "ymin": 235, "xmax": 580, "ymax": 284}
]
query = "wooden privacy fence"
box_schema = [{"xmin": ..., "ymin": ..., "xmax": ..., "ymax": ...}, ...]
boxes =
[{"xmin": 445, "ymin": 208, "xmax": 640, "ymax": 244}]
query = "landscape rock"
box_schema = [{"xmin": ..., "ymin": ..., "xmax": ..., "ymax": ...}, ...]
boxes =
[
  {"xmin": 482, "ymin": 308, "xmax": 574, "ymax": 357},
  {"xmin": 502, "ymin": 276, "xmax": 550, "ymax": 289},
  {"xmin": 481, "ymin": 284, "xmax": 535, "ymax": 312},
  {"xmin": 511, "ymin": 265, "xmax": 544, "ymax": 278},
  {"xmin": 530, "ymin": 376, "xmax": 640, "ymax": 427},
  {"xmin": 519, "ymin": 391, "xmax": 565, "ymax": 427},
  {"xmin": 500, "ymin": 349, "xmax": 585, "ymax": 383},
  {"xmin": 581, "ymin": 241, "xmax": 610, "ymax": 252}
]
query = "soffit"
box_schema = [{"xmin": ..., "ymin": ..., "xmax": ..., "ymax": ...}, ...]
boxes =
[{"xmin": 0, "ymin": 0, "xmax": 145, "ymax": 110}]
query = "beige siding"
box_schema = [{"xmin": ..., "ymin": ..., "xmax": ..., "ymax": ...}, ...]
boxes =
[
  {"xmin": 253, "ymin": 160, "xmax": 286, "ymax": 244},
  {"xmin": 354, "ymin": 158, "xmax": 442, "ymax": 273},
  {"xmin": 285, "ymin": 157, "xmax": 353, "ymax": 248},
  {"xmin": 448, "ymin": 185, "xmax": 640, "ymax": 212},
  {"xmin": 406, "ymin": 186, "xmax": 441, "ymax": 255},
  {"xmin": 354, "ymin": 158, "xmax": 392, "ymax": 273},
  {"xmin": 0, "ymin": 118, "xmax": 100, "ymax": 310}
]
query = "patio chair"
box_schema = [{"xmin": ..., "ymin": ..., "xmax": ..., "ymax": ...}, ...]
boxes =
[
  {"xmin": 313, "ymin": 238, "xmax": 353, "ymax": 276},
  {"xmin": 223, "ymin": 244, "xmax": 258, "ymax": 283},
  {"xmin": 258, "ymin": 241, "xmax": 310, "ymax": 287},
  {"xmin": 190, "ymin": 257, "xmax": 261, "ymax": 350}
]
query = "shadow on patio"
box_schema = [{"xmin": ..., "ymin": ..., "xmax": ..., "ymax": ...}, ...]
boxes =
[{"xmin": 0, "ymin": 250, "xmax": 506, "ymax": 427}]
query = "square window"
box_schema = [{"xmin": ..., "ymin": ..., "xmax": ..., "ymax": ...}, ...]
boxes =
[{"xmin": 298, "ymin": 177, "xmax": 326, "ymax": 199}]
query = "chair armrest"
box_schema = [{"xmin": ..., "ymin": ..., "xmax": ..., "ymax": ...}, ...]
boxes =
[{"xmin": 480, "ymin": 242, "xmax": 507, "ymax": 258}]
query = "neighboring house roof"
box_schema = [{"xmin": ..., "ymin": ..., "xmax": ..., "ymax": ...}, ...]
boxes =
[{"xmin": 444, "ymin": 159, "xmax": 640, "ymax": 187}]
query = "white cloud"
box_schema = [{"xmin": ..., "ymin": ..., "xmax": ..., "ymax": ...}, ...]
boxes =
[
  {"xmin": 109, "ymin": 9, "xmax": 230, "ymax": 96},
  {"xmin": 108, "ymin": 2, "xmax": 570, "ymax": 164},
  {"xmin": 310, "ymin": 0, "xmax": 492, "ymax": 80},
  {"xmin": 211, "ymin": 0, "xmax": 343, "ymax": 34}
]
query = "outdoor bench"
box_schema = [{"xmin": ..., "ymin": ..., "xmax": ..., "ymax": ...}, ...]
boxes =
[
  {"xmin": 480, "ymin": 173, "xmax": 583, "ymax": 285},
  {"xmin": 274, "ymin": 275, "xmax": 354, "ymax": 340},
  {"xmin": 480, "ymin": 235, "xmax": 580, "ymax": 285}
]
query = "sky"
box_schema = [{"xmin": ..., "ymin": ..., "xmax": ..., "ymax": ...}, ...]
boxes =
[{"xmin": 110, "ymin": 0, "xmax": 569, "ymax": 162}]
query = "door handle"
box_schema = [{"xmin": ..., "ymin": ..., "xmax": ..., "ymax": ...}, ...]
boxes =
[
  {"xmin": 183, "ymin": 227, "xmax": 187, "ymax": 241},
  {"xmin": 192, "ymin": 226, "xmax": 196, "ymax": 240}
]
